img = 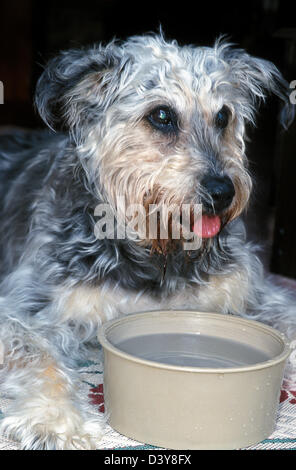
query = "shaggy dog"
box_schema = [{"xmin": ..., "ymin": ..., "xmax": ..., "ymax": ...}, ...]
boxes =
[{"xmin": 0, "ymin": 33, "xmax": 295, "ymax": 449}]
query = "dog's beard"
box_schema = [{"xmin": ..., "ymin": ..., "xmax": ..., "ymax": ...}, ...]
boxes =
[
  {"xmin": 123, "ymin": 184, "xmax": 242, "ymax": 256},
  {"xmin": 142, "ymin": 193, "xmax": 196, "ymax": 255},
  {"xmin": 143, "ymin": 204, "xmax": 232, "ymax": 257}
]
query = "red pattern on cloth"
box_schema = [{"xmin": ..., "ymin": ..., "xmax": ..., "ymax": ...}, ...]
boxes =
[
  {"xmin": 280, "ymin": 384, "xmax": 296, "ymax": 405},
  {"xmin": 88, "ymin": 384, "xmax": 105, "ymax": 413}
]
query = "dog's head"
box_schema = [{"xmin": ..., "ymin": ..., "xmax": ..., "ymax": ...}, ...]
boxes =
[{"xmin": 35, "ymin": 33, "xmax": 294, "ymax": 252}]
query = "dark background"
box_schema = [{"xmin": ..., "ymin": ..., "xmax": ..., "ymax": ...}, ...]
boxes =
[{"xmin": 0, "ymin": 0, "xmax": 296, "ymax": 279}]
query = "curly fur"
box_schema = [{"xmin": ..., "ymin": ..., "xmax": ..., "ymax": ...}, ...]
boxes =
[{"xmin": 0, "ymin": 32, "xmax": 295, "ymax": 449}]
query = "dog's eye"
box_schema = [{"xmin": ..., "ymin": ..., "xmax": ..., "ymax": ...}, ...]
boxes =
[
  {"xmin": 147, "ymin": 106, "xmax": 176, "ymax": 131},
  {"xmin": 215, "ymin": 106, "xmax": 230, "ymax": 130}
]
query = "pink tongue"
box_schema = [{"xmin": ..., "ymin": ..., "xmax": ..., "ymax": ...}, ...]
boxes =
[{"xmin": 193, "ymin": 215, "xmax": 221, "ymax": 239}]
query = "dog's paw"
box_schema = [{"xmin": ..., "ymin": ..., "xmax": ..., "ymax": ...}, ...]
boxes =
[{"xmin": 0, "ymin": 398, "xmax": 105, "ymax": 450}]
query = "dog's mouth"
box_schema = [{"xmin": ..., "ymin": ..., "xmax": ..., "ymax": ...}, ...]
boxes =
[
  {"xmin": 141, "ymin": 189, "xmax": 234, "ymax": 255},
  {"xmin": 147, "ymin": 209, "xmax": 227, "ymax": 257}
]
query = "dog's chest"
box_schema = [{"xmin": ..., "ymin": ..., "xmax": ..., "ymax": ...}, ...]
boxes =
[{"xmin": 58, "ymin": 267, "xmax": 248, "ymax": 325}]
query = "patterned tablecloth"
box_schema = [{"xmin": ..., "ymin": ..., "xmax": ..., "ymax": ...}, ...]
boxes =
[{"xmin": 1, "ymin": 345, "xmax": 296, "ymax": 451}]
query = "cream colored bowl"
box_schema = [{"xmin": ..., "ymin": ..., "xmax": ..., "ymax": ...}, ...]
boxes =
[{"xmin": 98, "ymin": 310, "xmax": 291, "ymax": 450}]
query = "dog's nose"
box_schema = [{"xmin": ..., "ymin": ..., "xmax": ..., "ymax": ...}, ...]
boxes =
[{"xmin": 201, "ymin": 175, "xmax": 235, "ymax": 213}]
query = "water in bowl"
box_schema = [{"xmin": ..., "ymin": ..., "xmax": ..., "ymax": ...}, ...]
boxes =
[{"xmin": 116, "ymin": 333, "xmax": 270, "ymax": 368}]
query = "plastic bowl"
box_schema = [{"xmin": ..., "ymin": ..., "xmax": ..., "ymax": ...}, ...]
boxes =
[{"xmin": 98, "ymin": 310, "xmax": 291, "ymax": 449}]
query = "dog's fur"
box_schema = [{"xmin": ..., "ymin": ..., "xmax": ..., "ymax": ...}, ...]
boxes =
[{"xmin": 0, "ymin": 32, "xmax": 295, "ymax": 449}]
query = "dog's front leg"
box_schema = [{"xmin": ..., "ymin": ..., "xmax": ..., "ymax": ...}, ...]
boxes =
[
  {"xmin": 0, "ymin": 352, "xmax": 104, "ymax": 449},
  {"xmin": 0, "ymin": 271, "xmax": 105, "ymax": 450}
]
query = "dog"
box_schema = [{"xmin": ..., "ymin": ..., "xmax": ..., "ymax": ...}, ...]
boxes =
[{"xmin": 0, "ymin": 32, "xmax": 295, "ymax": 449}]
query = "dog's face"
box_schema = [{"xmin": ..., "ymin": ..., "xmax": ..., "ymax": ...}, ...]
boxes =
[{"xmin": 36, "ymin": 34, "xmax": 294, "ymax": 252}]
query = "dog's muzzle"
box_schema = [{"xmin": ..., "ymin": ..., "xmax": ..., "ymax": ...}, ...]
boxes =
[{"xmin": 201, "ymin": 175, "xmax": 235, "ymax": 214}]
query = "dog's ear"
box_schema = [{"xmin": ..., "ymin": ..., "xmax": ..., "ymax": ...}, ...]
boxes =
[
  {"xmin": 221, "ymin": 44, "xmax": 295, "ymax": 129},
  {"xmin": 35, "ymin": 43, "xmax": 128, "ymax": 136}
]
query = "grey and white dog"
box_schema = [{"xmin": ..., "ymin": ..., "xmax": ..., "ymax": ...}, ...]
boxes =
[{"xmin": 0, "ymin": 32, "xmax": 295, "ymax": 449}]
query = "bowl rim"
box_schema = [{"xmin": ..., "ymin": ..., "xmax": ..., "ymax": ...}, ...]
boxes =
[{"xmin": 98, "ymin": 310, "xmax": 292, "ymax": 374}]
